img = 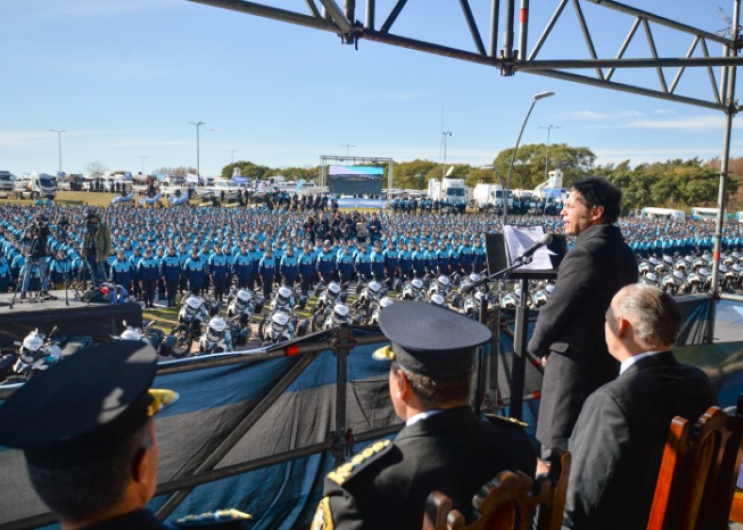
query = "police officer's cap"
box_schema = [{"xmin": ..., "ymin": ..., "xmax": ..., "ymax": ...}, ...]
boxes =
[
  {"xmin": 373, "ymin": 301, "xmax": 491, "ymax": 378},
  {"xmin": 0, "ymin": 341, "xmax": 177, "ymax": 469}
]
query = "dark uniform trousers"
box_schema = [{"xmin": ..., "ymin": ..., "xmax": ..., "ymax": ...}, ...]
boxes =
[{"xmin": 313, "ymin": 406, "xmax": 536, "ymax": 530}]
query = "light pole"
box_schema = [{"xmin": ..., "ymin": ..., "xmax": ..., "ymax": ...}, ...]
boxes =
[
  {"xmin": 441, "ymin": 131, "xmax": 452, "ymax": 181},
  {"xmin": 226, "ymin": 150, "xmax": 237, "ymax": 164},
  {"xmin": 137, "ymin": 156, "xmax": 148, "ymax": 175},
  {"xmin": 504, "ymin": 91, "xmax": 556, "ymax": 218},
  {"xmin": 49, "ymin": 129, "xmax": 65, "ymax": 174},
  {"xmin": 188, "ymin": 121, "xmax": 205, "ymax": 176},
  {"xmin": 341, "ymin": 144, "xmax": 355, "ymax": 157},
  {"xmin": 539, "ymin": 124, "xmax": 560, "ymax": 214}
]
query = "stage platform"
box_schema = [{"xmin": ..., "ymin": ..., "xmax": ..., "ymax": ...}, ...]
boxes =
[{"xmin": 0, "ymin": 291, "xmax": 142, "ymax": 347}]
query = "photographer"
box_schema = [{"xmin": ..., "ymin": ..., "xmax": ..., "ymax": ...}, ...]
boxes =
[
  {"xmin": 20, "ymin": 214, "xmax": 51, "ymax": 299},
  {"xmin": 81, "ymin": 211, "xmax": 112, "ymax": 289}
]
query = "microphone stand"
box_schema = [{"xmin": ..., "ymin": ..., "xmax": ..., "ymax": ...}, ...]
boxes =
[{"xmin": 468, "ymin": 253, "xmax": 544, "ymax": 421}]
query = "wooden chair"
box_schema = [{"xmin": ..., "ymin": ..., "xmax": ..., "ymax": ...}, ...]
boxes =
[
  {"xmin": 647, "ymin": 396, "xmax": 743, "ymax": 530},
  {"xmin": 422, "ymin": 449, "xmax": 571, "ymax": 530}
]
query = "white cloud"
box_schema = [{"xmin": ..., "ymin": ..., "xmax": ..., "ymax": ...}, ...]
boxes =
[
  {"xmin": 653, "ymin": 108, "xmax": 675, "ymax": 115},
  {"xmin": 564, "ymin": 109, "xmax": 644, "ymax": 121},
  {"xmin": 593, "ymin": 146, "xmax": 723, "ymax": 165},
  {"xmin": 626, "ymin": 115, "xmax": 730, "ymax": 130}
]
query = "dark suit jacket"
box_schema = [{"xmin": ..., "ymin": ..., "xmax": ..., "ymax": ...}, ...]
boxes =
[
  {"xmin": 563, "ymin": 351, "xmax": 718, "ymax": 530},
  {"xmin": 528, "ymin": 224, "xmax": 637, "ymax": 450},
  {"xmin": 315, "ymin": 406, "xmax": 537, "ymax": 530}
]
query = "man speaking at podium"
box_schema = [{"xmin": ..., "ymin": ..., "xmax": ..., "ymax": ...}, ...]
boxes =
[{"xmin": 528, "ymin": 178, "xmax": 637, "ymax": 458}]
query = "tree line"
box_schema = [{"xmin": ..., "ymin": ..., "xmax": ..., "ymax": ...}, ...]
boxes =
[{"xmin": 88, "ymin": 143, "xmax": 741, "ymax": 212}]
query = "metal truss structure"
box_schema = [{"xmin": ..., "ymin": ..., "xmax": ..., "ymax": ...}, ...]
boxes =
[{"xmin": 188, "ymin": 0, "xmax": 741, "ymax": 339}]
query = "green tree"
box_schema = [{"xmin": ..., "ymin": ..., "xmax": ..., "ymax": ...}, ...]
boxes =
[
  {"xmin": 493, "ymin": 143, "xmax": 596, "ymax": 190},
  {"xmin": 389, "ymin": 159, "xmax": 440, "ymax": 190},
  {"xmin": 221, "ymin": 161, "xmax": 271, "ymax": 180}
]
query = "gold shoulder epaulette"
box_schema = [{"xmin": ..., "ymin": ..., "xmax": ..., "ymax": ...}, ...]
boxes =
[
  {"xmin": 327, "ymin": 439, "xmax": 392, "ymax": 485},
  {"xmin": 485, "ymin": 414, "xmax": 529, "ymax": 429}
]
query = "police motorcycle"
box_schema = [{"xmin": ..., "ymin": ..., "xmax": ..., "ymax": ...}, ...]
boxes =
[
  {"xmin": 661, "ymin": 270, "xmax": 686, "ymax": 295},
  {"xmin": 367, "ymin": 296, "xmax": 394, "ymax": 325},
  {"xmin": 169, "ymin": 295, "xmax": 217, "ymax": 358},
  {"xmin": 313, "ymin": 281, "xmax": 345, "ymax": 312},
  {"xmin": 197, "ymin": 316, "xmax": 233, "ymax": 355},
  {"xmin": 401, "ymin": 277, "xmax": 426, "ymax": 301},
  {"xmin": 353, "ymin": 278, "xmax": 388, "ymax": 320},
  {"xmin": 258, "ymin": 307, "xmax": 308, "ymax": 344},
  {"xmin": 428, "ymin": 274, "xmax": 454, "ymax": 300},
  {"xmin": 227, "ymin": 288, "xmax": 263, "ymax": 326},
  {"xmin": 270, "ymin": 285, "xmax": 307, "ymax": 313},
  {"xmin": 310, "ymin": 302, "xmax": 351, "ymax": 332},
  {"xmin": 0, "ymin": 328, "xmax": 64, "ymax": 384},
  {"xmin": 113, "ymin": 320, "xmax": 167, "ymax": 356}
]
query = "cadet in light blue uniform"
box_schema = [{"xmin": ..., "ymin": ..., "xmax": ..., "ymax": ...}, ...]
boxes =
[
  {"xmin": 109, "ymin": 249, "xmax": 134, "ymax": 291},
  {"xmin": 160, "ymin": 246, "xmax": 182, "ymax": 308},
  {"xmin": 354, "ymin": 242, "xmax": 372, "ymax": 281},
  {"xmin": 183, "ymin": 248, "xmax": 206, "ymax": 296},
  {"xmin": 316, "ymin": 240, "xmax": 336, "ymax": 284},
  {"xmin": 137, "ymin": 248, "xmax": 159, "ymax": 308},
  {"xmin": 383, "ymin": 241, "xmax": 400, "ymax": 280},
  {"xmin": 0, "ymin": 254, "xmax": 12, "ymax": 292},
  {"xmin": 280, "ymin": 246, "xmax": 299, "ymax": 287},
  {"xmin": 298, "ymin": 243, "xmax": 317, "ymax": 294},
  {"xmin": 472, "ymin": 238, "xmax": 487, "ymax": 274},
  {"xmin": 398, "ymin": 240, "xmax": 414, "ymax": 280},
  {"xmin": 232, "ymin": 243, "xmax": 254, "ymax": 289},
  {"xmin": 336, "ymin": 242, "xmax": 355, "ymax": 283},
  {"xmin": 208, "ymin": 244, "xmax": 230, "ymax": 302},
  {"xmin": 259, "ymin": 247, "xmax": 277, "ymax": 299},
  {"xmin": 370, "ymin": 241, "xmax": 386, "ymax": 280}
]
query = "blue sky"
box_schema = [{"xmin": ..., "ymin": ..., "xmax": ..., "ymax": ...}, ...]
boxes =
[{"xmin": 2, "ymin": 0, "xmax": 740, "ymax": 177}]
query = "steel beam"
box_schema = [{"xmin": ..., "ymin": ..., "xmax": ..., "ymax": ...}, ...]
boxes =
[
  {"xmin": 605, "ymin": 17, "xmax": 641, "ymax": 82},
  {"xmin": 520, "ymin": 57, "xmax": 743, "ymax": 70},
  {"xmin": 488, "ymin": 0, "xmax": 500, "ymax": 57},
  {"xmin": 528, "ymin": 0, "xmax": 569, "ymax": 61},
  {"xmin": 585, "ymin": 0, "xmax": 734, "ymax": 46},
  {"xmin": 572, "ymin": 0, "xmax": 604, "ymax": 80},
  {"xmin": 708, "ymin": 0, "xmax": 740, "ymax": 344},
  {"xmin": 187, "ymin": 0, "xmax": 339, "ymax": 33},
  {"xmin": 529, "ymin": 68, "xmax": 725, "ymax": 111},
  {"xmin": 459, "ymin": 0, "xmax": 487, "ymax": 56},
  {"xmin": 379, "ymin": 0, "xmax": 409, "ymax": 34},
  {"xmin": 317, "ymin": 0, "xmax": 354, "ymax": 37}
]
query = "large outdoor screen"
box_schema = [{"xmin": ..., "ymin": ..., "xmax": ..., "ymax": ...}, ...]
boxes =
[{"xmin": 328, "ymin": 165, "xmax": 384, "ymax": 195}]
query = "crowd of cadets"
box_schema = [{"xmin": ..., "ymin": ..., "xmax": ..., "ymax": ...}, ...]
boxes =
[{"xmin": 0, "ymin": 204, "xmax": 742, "ymax": 303}]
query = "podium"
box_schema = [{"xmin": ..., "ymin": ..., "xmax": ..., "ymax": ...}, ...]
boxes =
[{"xmin": 482, "ymin": 228, "xmax": 568, "ymax": 420}]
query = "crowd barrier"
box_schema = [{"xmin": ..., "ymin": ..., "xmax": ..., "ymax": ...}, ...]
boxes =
[{"xmin": 0, "ymin": 295, "xmax": 715, "ymax": 529}]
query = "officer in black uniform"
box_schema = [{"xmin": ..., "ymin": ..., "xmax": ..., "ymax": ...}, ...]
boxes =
[
  {"xmin": 312, "ymin": 301, "xmax": 537, "ymax": 530},
  {"xmin": 0, "ymin": 341, "xmax": 252, "ymax": 530}
]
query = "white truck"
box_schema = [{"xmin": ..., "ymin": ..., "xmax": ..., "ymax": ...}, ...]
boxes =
[
  {"xmin": 428, "ymin": 178, "xmax": 467, "ymax": 209},
  {"xmin": 472, "ymin": 183, "xmax": 513, "ymax": 211},
  {"xmin": 13, "ymin": 172, "xmax": 57, "ymax": 200}
]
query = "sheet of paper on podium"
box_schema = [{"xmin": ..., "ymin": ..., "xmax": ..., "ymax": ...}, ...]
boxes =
[{"xmin": 503, "ymin": 225, "xmax": 555, "ymax": 272}]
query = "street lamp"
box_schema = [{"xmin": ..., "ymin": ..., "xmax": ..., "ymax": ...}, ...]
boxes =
[
  {"xmin": 441, "ymin": 131, "xmax": 452, "ymax": 181},
  {"xmin": 341, "ymin": 144, "xmax": 355, "ymax": 157},
  {"xmin": 188, "ymin": 121, "xmax": 205, "ymax": 176},
  {"xmin": 539, "ymin": 124, "xmax": 560, "ymax": 214},
  {"xmin": 226, "ymin": 150, "xmax": 237, "ymax": 164},
  {"xmin": 137, "ymin": 156, "xmax": 148, "ymax": 175},
  {"xmin": 49, "ymin": 129, "xmax": 65, "ymax": 174},
  {"xmin": 503, "ymin": 91, "xmax": 556, "ymax": 219}
]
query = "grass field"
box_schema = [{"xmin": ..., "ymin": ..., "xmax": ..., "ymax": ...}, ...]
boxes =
[{"xmin": 3, "ymin": 192, "xmax": 387, "ymax": 214}]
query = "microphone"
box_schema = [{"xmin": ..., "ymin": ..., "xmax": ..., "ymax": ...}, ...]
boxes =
[{"xmin": 517, "ymin": 233, "xmax": 553, "ymax": 261}]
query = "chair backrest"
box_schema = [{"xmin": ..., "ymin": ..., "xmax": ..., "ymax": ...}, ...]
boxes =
[
  {"xmin": 422, "ymin": 449, "xmax": 571, "ymax": 530},
  {"xmin": 647, "ymin": 396, "xmax": 743, "ymax": 530}
]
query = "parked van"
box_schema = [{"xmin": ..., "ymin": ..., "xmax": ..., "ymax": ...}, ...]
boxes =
[
  {"xmin": 14, "ymin": 172, "xmax": 57, "ymax": 200},
  {"xmin": 0, "ymin": 171, "xmax": 16, "ymax": 193},
  {"xmin": 641, "ymin": 207, "xmax": 686, "ymax": 223}
]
